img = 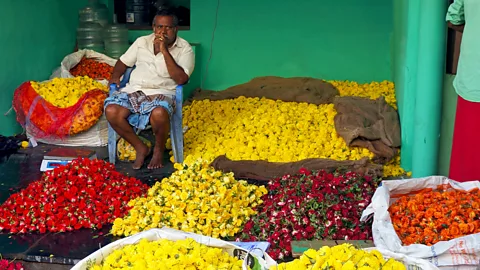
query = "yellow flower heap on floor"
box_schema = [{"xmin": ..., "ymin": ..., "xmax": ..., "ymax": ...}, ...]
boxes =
[
  {"xmin": 31, "ymin": 76, "xmax": 107, "ymax": 108},
  {"xmin": 88, "ymin": 238, "xmax": 247, "ymax": 270},
  {"xmin": 117, "ymin": 137, "xmax": 152, "ymax": 162},
  {"xmin": 181, "ymin": 98, "xmax": 374, "ymax": 164},
  {"xmin": 111, "ymin": 161, "xmax": 267, "ymax": 238},
  {"xmin": 178, "ymin": 81, "xmax": 406, "ymax": 176},
  {"xmin": 271, "ymin": 244, "xmax": 406, "ymax": 270},
  {"xmin": 383, "ymin": 154, "xmax": 410, "ymax": 178},
  {"xmin": 330, "ymin": 80, "xmax": 397, "ymax": 109}
]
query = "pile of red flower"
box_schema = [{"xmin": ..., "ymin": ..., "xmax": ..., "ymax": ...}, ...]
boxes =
[
  {"xmin": 70, "ymin": 57, "xmax": 113, "ymax": 80},
  {"xmin": 237, "ymin": 168, "xmax": 379, "ymax": 260},
  {"xmin": 0, "ymin": 259, "xmax": 23, "ymax": 270},
  {"xmin": 0, "ymin": 158, "xmax": 148, "ymax": 234}
]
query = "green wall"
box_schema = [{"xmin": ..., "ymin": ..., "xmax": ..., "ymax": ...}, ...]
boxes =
[
  {"xmin": 392, "ymin": 0, "xmax": 417, "ymax": 172},
  {"xmin": 0, "ymin": 0, "xmax": 457, "ymax": 173},
  {"xmin": 1, "ymin": 0, "xmax": 395, "ymax": 136},
  {"xmin": 130, "ymin": 0, "xmax": 394, "ymax": 91},
  {"xmin": 0, "ymin": 0, "xmax": 88, "ymax": 136},
  {"xmin": 438, "ymin": 74, "xmax": 457, "ymax": 176}
]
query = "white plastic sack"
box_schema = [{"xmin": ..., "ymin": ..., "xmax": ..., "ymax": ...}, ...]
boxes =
[
  {"xmin": 72, "ymin": 227, "xmax": 276, "ymax": 270},
  {"xmin": 363, "ymin": 247, "xmax": 439, "ymax": 270},
  {"xmin": 361, "ymin": 176, "xmax": 480, "ymax": 268},
  {"xmin": 26, "ymin": 115, "xmax": 108, "ymax": 147},
  {"xmin": 50, "ymin": 49, "xmax": 117, "ymax": 86}
]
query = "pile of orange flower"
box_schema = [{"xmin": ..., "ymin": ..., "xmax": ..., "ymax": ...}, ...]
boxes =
[
  {"xmin": 70, "ymin": 58, "xmax": 113, "ymax": 80},
  {"xmin": 390, "ymin": 187, "xmax": 480, "ymax": 246}
]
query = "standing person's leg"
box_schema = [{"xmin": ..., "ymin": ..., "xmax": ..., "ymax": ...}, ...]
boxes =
[
  {"xmin": 449, "ymin": 96, "xmax": 480, "ymax": 181},
  {"xmin": 105, "ymin": 104, "xmax": 150, "ymax": 169},
  {"xmin": 148, "ymin": 107, "xmax": 170, "ymax": 169}
]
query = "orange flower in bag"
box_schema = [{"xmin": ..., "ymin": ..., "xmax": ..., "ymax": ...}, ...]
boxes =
[
  {"xmin": 390, "ymin": 186, "xmax": 480, "ymax": 246},
  {"xmin": 12, "ymin": 81, "xmax": 107, "ymax": 138}
]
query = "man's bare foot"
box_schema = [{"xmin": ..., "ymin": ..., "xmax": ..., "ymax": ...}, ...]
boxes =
[
  {"xmin": 132, "ymin": 143, "xmax": 150, "ymax": 170},
  {"xmin": 147, "ymin": 146, "xmax": 164, "ymax": 170}
]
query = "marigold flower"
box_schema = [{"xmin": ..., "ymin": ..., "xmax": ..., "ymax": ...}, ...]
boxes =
[
  {"xmin": 270, "ymin": 244, "xmax": 406, "ymax": 270},
  {"xmin": 31, "ymin": 77, "xmax": 107, "ymax": 108},
  {"xmin": 390, "ymin": 187, "xmax": 480, "ymax": 245},
  {"xmin": 70, "ymin": 57, "xmax": 113, "ymax": 81},
  {"xmin": 88, "ymin": 238, "xmax": 246, "ymax": 270},
  {"xmin": 171, "ymin": 79, "xmax": 406, "ymax": 178},
  {"xmin": 111, "ymin": 161, "xmax": 267, "ymax": 238}
]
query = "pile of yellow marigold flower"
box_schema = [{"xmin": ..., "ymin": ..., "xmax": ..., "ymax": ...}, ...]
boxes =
[
  {"xmin": 271, "ymin": 244, "xmax": 406, "ymax": 270},
  {"xmin": 180, "ymin": 98, "xmax": 374, "ymax": 164},
  {"xmin": 330, "ymin": 80, "xmax": 397, "ymax": 109},
  {"xmin": 172, "ymin": 80, "xmax": 406, "ymax": 177},
  {"xmin": 87, "ymin": 238, "xmax": 247, "ymax": 270},
  {"xmin": 117, "ymin": 136, "xmax": 152, "ymax": 162},
  {"xmin": 31, "ymin": 76, "xmax": 107, "ymax": 108},
  {"xmin": 111, "ymin": 161, "xmax": 267, "ymax": 238}
]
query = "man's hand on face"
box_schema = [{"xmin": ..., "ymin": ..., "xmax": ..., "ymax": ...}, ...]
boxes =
[{"xmin": 154, "ymin": 34, "xmax": 168, "ymax": 53}]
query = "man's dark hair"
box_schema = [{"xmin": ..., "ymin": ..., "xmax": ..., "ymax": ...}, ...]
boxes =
[{"xmin": 153, "ymin": 8, "xmax": 179, "ymax": 27}]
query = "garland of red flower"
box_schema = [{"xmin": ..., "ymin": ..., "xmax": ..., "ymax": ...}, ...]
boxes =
[
  {"xmin": 237, "ymin": 168, "xmax": 379, "ymax": 260},
  {"xmin": 0, "ymin": 158, "xmax": 148, "ymax": 234}
]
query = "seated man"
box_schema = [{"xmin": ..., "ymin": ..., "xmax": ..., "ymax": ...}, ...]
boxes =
[{"xmin": 105, "ymin": 9, "xmax": 194, "ymax": 170}]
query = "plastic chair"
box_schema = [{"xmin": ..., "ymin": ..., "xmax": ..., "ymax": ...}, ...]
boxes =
[{"xmin": 107, "ymin": 67, "xmax": 184, "ymax": 164}]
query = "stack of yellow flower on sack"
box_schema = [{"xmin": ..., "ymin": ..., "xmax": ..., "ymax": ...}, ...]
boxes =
[
  {"xmin": 30, "ymin": 76, "xmax": 108, "ymax": 135},
  {"xmin": 177, "ymin": 98, "xmax": 374, "ymax": 164},
  {"xmin": 271, "ymin": 244, "xmax": 406, "ymax": 270},
  {"xmin": 330, "ymin": 80, "xmax": 397, "ymax": 109},
  {"xmin": 31, "ymin": 76, "xmax": 107, "ymax": 108},
  {"xmin": 169, "ymin": 80, "xmax": 408, "ymax": 177},
  {"xmin": 111, "ymin": 161, "xmax": 267, "ymax": 238},
  {"xmin": 88, "ymin": 238, "xmax": 247, "ymax": 270}
]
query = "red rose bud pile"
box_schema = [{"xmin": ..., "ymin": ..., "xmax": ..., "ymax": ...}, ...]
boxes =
[
  {"xmin": 0, "ymin": 158, "xmax": 148, "ymax": 234},
  {"xmin": 0, "ymin": 259, "xmax": 24, "ymax": 270},
  {"xmin": 237, "ymin": 168, "xmax": 379, "ymax": 260}
]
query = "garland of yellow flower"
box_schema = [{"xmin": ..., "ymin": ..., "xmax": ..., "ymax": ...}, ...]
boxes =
[
  {"xmin": 88, "ymin": 238, "xmax": 247, "ymax": 270},
  {"xmin": 111, "ymin": 161, "xmax": 267, "ymax": 238},
  {"xmin": 271, "ymin": 244, "xmax": 406, "ymax": 270}
]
